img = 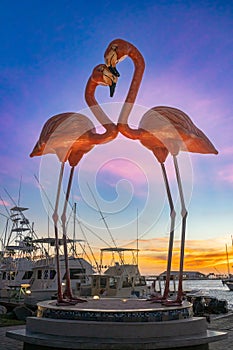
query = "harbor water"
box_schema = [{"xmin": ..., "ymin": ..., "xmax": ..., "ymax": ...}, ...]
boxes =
[
  {"xmin": 150, "ymin": 279, "xmax": 233, "ymax": 310},
  {"xmin": 179, "ymin": 279, "xmax": 233, "ymax": 309}
]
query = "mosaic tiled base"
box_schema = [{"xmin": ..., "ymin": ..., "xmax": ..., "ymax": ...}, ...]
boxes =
[
  {"xmin": 37, "ymin": 299, "xmax": 193, "ymax": 322},
  {"xmin": 7, "ymin": 299, "xmax": 227, "ymax": 349}
]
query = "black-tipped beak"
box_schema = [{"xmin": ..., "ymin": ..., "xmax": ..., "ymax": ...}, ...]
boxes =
[
  {"xmin": 108, "ymin": 66, "xmax": 120, "ymax": 77},
  {"xmin": 109, "ymin": 82, "xmax": 116, "ymax": 97}
]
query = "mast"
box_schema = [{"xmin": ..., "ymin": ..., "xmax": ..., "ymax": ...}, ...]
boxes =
[{"xmin": 226, "ymin": 244, "xmax": 230, "ymax": 277}]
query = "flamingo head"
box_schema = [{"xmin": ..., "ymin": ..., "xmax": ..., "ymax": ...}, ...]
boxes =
[
  {"xmin": 104, "ymin": 39, "xmax": 130, "ymax": 77},
  {"xmin": 92, "ymin": 64, "xmax": 118, "ymax": 97}
]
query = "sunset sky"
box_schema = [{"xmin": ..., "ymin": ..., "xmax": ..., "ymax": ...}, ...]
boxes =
[{"xmin": 0, "ymin": 1, "xmax": 233, "ymax": 275}]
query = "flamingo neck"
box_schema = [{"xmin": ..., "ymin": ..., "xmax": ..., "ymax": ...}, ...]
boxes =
[
  {"xmin": 118, "ymin": 45, "xmax": 145, "ymax": 140},
  {"xmin": 85, "ymin": 78, "xmax": 118, "ymax": 143}
]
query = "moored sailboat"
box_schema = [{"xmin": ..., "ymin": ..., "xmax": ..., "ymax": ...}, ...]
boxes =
[{"xmin": 222, "ymin": 242, "xmax": 233, "ymax": 291}]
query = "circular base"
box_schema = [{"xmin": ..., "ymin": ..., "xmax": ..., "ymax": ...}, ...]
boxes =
[{"xmin": 6, "ymin": 298, "xmax": 227, "ymax": 349}]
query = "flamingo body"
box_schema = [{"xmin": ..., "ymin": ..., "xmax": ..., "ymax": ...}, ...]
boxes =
[
  {"xmin": 139, "ymin": 106, "xmax": 218, "ymax": 156},
  {"xmin": 30, "ymin": 112, "xmax": 96, "ymax": 162}
]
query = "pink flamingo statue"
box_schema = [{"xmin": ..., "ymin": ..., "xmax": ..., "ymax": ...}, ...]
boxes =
[
  {"xmin": 30, "ymin": 64, "xmax": 118, "ymax": 304},
  {"xmin": 104, "ymin": 39, "xmax": 218, "ymax": 305}
]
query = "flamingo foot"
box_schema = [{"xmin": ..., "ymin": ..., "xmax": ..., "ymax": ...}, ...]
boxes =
[
  {"xmin": 147, "ymin": 294, "xmax": 166, "ymax": 303},
  {"xmin": 150, "ymin": 298, "xmax": 166, "ymax": 304},
  {"xmin": 56, "ymin": 298, "xmax": 78, "ymax": 306},
  {"xmin": 69, "ymin": 297, "xmax": 88, "ymax": 303},
  {"xmin": 162, "ymin": 299, "xmax": 183, "ymax": 307},
  {"xmin": 63, "ymin": 292, "xmax": 88, "ymax": 303}
]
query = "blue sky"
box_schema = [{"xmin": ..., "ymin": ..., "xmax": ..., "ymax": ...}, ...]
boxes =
[{"xmin": 0, "ymin": 0, "xmax": 233, "ymax": 273}]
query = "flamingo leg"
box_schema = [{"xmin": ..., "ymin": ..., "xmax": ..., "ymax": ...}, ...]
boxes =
[
  {"xmin": 61, "ymin": 166, "xmax": 87, "ymax": 303},
  {"xmin": 150, "ymin": 163, "xmax": 176, "ymax": 303},
  {"xmin": 163, "ymin": 155, "xmax": 188, "ymax": 306},
  {"xmin": 61, "ymin": 166, "xmax": 75, "ymax": 300},
  {"xmin": 52, "ymin": 162, "xmax": 65, "ymax": 304},
  {"xmin": 173, "ymin": 155, "xmax": 188, "ymax": 303},
  {"xmin": 161, "ymin": 163, "xmax": 176, "ymax": 299}
]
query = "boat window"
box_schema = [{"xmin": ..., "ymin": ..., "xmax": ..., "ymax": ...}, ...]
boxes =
[
  {"xmin": 50, "ymin": 270, "xmax": 56, "ymax": 279},
  {"xmin": 100, "ymin": 277, "xmax": 107, "ymax": 288},
  {"xmin": 122, "ymin": 277, "xmax": 132, "ymax": 288},
  {"xmin": 22, "ymin": 271, "xmax": 33, "ymax": 280},
  {"xmin": 9, "ymin": 271, "xmax": 16, "ymax": 280},
  {"xmin": 2, "ymin": 272, "xmax": 6, "ymax": 280},
  {"xmin": 80, "ymin": 276, "xmax": 86, "ymax": 283},
  {"xmin": 92, "ymin": 277, "xmax": 97, "ymax": 287},
  {"xmin": 70, "ymin": 269, "xmax": 86, "ymax": 279},
  {"xmin": 44, "ymin": 270, "xmax": 49, "ymax": 279},
  {"xmin": 134, "ymin": 276, "xmax": 146, "ymax": 286},
  {"xmin": 37, "ymin": 270, "xmax": 42, "ymax": 279},
  {"xmin": 109, "ymin": 277, "xmax": 117, "ymax": 289}
]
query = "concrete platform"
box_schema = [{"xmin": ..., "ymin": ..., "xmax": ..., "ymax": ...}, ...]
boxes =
[{"xmin": 6, "ymin": 298, "xmax": 227, "ymax": 349}]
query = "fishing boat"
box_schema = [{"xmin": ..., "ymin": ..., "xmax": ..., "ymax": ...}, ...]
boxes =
[
  {"xmin": 25, "ymin": 245, "xmax": 149, "ymax": 303},
  {"xmin": 0, "ymin": 205, "xmax": 43, "ymax": 301},
  {"xmin": 91, "ymin": 247, "xmax": 148, "ymax": 298},
  {"xmin": 24, "ymin": 237, "xmax": 95, "ymax": 305}
]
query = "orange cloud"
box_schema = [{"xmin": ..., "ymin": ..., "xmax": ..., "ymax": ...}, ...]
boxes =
[{"xmin": 111, "ymin": 236, "xmax": 233, "ymax": 276}]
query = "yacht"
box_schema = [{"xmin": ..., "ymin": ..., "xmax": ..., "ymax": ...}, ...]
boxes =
[
  {"xmin": 24, "ymin": 238, "xmax": 95, "ymax": 305},
  {"xmin": 0, "ymin": 206, "xmax": 41, "ymax": 301},
  {"xmin": 91, "ymin": 248, "xmax": 148, "ymax": 298}
]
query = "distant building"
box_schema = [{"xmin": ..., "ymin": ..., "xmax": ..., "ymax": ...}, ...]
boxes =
[{"xmin": 158, "ymin": 271, "xmax": 206, "ymax": 280}]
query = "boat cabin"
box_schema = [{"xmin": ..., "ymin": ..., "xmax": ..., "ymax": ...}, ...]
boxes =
[{"xmin": 91, "ymin": 248, "xmax": 148, "ymax": 298}]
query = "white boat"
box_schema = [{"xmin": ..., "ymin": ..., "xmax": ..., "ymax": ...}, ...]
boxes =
[
  {"xmin": 0, "ymin": 256, "xmax": 33, "ymax": 300},
  {"xmin": 24, "ymin": 238, "xmax": 95, "ymax": 305},
  {"xmin": 224, "ymin": 280, "xmax": 233, "ymax": 291},
  {"xmin": 91, "ymin": 247, "xmax": 148, "ymax": 298},
  {"xmin": 0, "ymin": 206, "xmax": 41, "ymax": 300}
]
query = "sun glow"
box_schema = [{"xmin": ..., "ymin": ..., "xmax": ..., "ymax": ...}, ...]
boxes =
[{"xmin": 108, "ymin": 236, "xmax": 233, "ymax": 276}]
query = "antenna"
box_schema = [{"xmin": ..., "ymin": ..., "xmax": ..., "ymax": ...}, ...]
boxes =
[
  {"xmin": 34, "ymin": 174, "xmax": 55, "ymax": 213},
  {"xmin": 75, "ymin": 213, "xmax": 100, "ymax": 273},
  {"xmin": 3, "ymin": 187, "xmax": 49, "ymax": 257},
  {"xmin": 18, "ymin": 176, "xmax": 22, "ymax": 206},
  {"xmin": 86, "ymin": 182, "xmax": 117, "ymax": 249},
  {"xmin": 86, "ymin": 182, "xmax": 125, "ymax": 268},
  {"xmin": 214, "ymin": 266, "xmax": 222, "ymax": 275},
  {"xmin": 226, "ymin": 244, "xmax": 230, "ymax": 276}
]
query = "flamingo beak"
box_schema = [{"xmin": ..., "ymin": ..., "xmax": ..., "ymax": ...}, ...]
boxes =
[
  {"xmin": 108, "ymin": 66, "xmax": 120, "ymax": 77},
  {"xmin": 109, "ymin": 82, "xmax": 116, "ymax": 97}
]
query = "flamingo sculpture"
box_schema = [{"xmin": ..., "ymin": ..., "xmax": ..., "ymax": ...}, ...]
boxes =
[
  {"xmin": 30, "ymin": 64, "xmax": 118, "ymax": 304},
  {"xmin": 105, "ymin": 39, "xmax": 218, "ymax": 305}
]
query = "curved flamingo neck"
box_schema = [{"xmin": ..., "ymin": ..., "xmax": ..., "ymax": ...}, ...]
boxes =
[
  {"xmin": 85, "ymin": 78, "xmax": 118, "ymax": 143},
  {"xmin": 117, "ymin": 43, "xmax": 145, "ymax": 140}
]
